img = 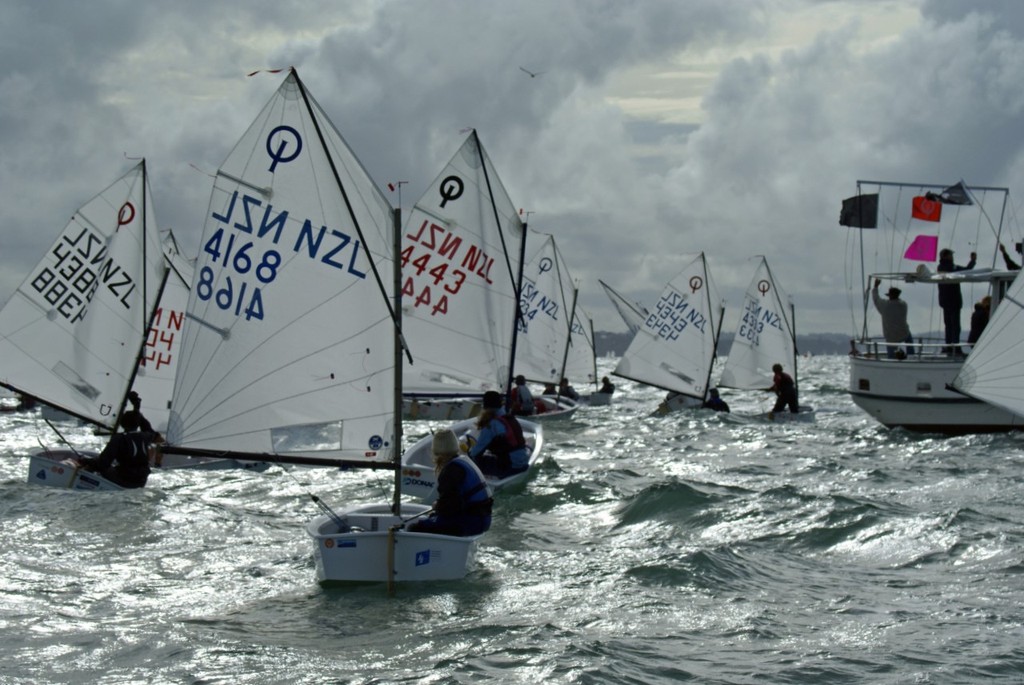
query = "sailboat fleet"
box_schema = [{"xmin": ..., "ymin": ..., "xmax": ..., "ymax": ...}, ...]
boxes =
[{"xmin": 12, "ymin": 70, "xmax": 1024, "ymax": 589}]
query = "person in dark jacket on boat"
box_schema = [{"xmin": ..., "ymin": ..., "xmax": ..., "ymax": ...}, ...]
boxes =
[
  {"xmin": 558, "ymin": 377, "xmax": 579, "ymax": 401},
  {"xmin": 968, "ymin": 296, "xmax": 991, "ymax": 345},
  {"xmin": 937, "ymin": 248, "xmax": 976, "ymax": 355},
  {"xmin": 409, "ymin": 429, "xmax": 492, "ymax": 536},
  {"xmin": 702, "ymin": 387, "xmax": 730, "ymax": 412},
  {"xmin": 81, "ymin": 409, "xmax": 160, "ymax": 488},
  {"xmin": 598, "ymin": 376, "xmax": 615, "ymax": 395},
  {"xmin": 768, "ymin": 363, "xmax": 799, "ymax": 414},
  {"xmin": 467, "ymin": 390, "xmax": 530, "ymax": 478}
]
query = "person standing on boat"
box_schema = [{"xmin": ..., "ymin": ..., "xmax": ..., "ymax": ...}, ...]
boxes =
[
  {"xmin": 968, "ymin": 295, "xmax": 991, "ymax": 345},
  {"xmin": 80, "ymin": 408, "xmax": 161, "ymax": 488},
  {"xmin": 768, "ymin": 363, "xmax": 799, "ymax": 414},
  {"xmin": 702, "ymin": 387, "xmax": 730, "ymax": 412},
  {"xmin": 467, "ymin": 390, "xmax": 529, "ymax": 478},
  {"xmin": 510, "ymin": 375, "xmax": 536, "ymax": 416},
  {"xmin": 871, "ymin": 279, "xmax": 914, "ymax": 359},
  {"xmin": 409, "ymin": 429, "xmax": 492, "ymax": 537},
  {"xmin": 937, "ymin": 248, "xmax": 976, "ymax": 356}
]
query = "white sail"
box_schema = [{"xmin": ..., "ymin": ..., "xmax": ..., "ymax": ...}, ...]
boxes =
[
  {"xmin": 515, "ymin": 233, "xmax": 574, "ymax": 384},
  {"xmin": 719, "ymin": 256, "xmax": 795, "ymax": 390},
  {"xmin": 951, "ymin": 268, "xmax": 1024, "ymax": 416},
  {"xmin": 166, "ymin": 71, "xmax": 397, "ymax": 464},
  {"xmin": 401, "ymin": 130, "xmax": 526, "ymax": 397},
  {"xmin": 563, "ymin": 305, "xmax": 597, "ymax": 385},
  {"xmin": 131, "ymin": 231, "xmax": 193, "ymax": 432},
  {"xmin": 613, "ymin": 253, "xmax": 723, "ymax": 398},
  {"xmin": 599, "ymin": 279, "xmax": 649, "ymax": 335},
  {"xmin": 0, "ymin": 161, "xmax": 166, "ymax": 428}
]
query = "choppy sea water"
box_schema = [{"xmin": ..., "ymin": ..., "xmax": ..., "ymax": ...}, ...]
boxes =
[{"xmin": 2, "ymin": 355, "xmax": 1023, "ymax": 685}]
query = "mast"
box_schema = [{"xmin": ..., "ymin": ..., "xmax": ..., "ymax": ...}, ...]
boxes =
[{"xmin": 391, "ymin": 205, "xmax": 403, "ymax": 514}]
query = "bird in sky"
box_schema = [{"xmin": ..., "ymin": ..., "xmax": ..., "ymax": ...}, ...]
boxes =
[{"xmin": 519, "ymin": 66, "xmax": 545, "ymax": 78}]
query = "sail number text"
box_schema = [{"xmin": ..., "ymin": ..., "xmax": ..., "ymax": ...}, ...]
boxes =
[
  {"xmin": 402, "ymin": 219, "xmax": 497, "ymax": 317},
  {"xmin": 646, "ymin": 291, "xmax": 707, "ymax": 341},
  {"xmin": 198, "ymin": 190, "xmax": 369, "ymax": 321},
  {"xmin": 737, "ymin": 297, "xmax": 782, "ymax": 346}
]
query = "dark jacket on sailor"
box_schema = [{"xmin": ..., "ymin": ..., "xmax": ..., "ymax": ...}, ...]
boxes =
[
  {"xmin": 435, "ymin": 456, "xmax": 492, "ymax": 517},
  {"xmin": 92, "ymin": 430, "xmax": 154, "ymax": 488},
  {"xmin": 423, "ymin": 455, "xmax": 492, "ymax": 536},
  {"xmin": 468, "ymin": 407, "xmax": 529, "ymax": 472}
]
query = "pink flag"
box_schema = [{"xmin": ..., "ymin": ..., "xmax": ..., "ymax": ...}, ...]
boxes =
[{"xmin": 904, "ymin": 234, "xmax": 938, "ymax": 261}]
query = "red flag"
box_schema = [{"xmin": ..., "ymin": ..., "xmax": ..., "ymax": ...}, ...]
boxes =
[
  {"xmin": 912, "ymin": 196, "xmax": 942, "ymax": 222},
  {"xmin": 904, "ymin": 234, "xmax": 938, "ymax": 262}
]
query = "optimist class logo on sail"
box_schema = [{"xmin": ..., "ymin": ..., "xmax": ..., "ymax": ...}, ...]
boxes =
[{"xmin": 196, "ymin": 126, "xmax": 369, "ymax": 322}]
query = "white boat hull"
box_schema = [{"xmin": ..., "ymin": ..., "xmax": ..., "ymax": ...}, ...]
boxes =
[
  {"xmin": 401, "ymin": 418, "xmax": 544, "ymax": 502},
  {"xmin": 306, "ymin": 503, "xmax": 483, "ymax": 583},
  {"xmin": 849, "ymin": 354, "xmax": 1024, "ymax": 433},
  {"xmin": 27, "ymin": 450, "xmax": 123, "ymax": 491},
  {"xmin": 650, "ymin": 393, "xmax": 704, "ymax": 416},
  {"xmin": 530, "ymin": 396, "xmax": 578, "ymax": 420},
  {"xmin": 583, "ymin": 392, "xmax": 613, "ymax": 406}
]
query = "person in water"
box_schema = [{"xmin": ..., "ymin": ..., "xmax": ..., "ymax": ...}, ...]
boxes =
[
  {"xmin": 702, "ymin": 388, "xmax": 730, "ymax": 412},
  {"xmin": 408, "ymin": 428, "xmax": 493, "ymax": 537},
  {"xmin": 769, "ymin": 363, "xmax": 799, "ymax": 414},
  {"xmin": 81, "ymin": 408, "xmax": 161, "ymax": 488},
  {"xmin": 467, "ymin": 390, "xmax": 530, "ymax": 478}
]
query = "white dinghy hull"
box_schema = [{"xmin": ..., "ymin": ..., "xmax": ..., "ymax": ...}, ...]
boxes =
[
  {"xmin": 401, "ymin": 418, "xmax": 544, "ymax": 502},
  {"xmin": 307, "ymin": 503, "xmax": 483, "ymax": 583},
  {"xmin": 27, "ymin": 450, "xmax": 122, "ymax": 491}
]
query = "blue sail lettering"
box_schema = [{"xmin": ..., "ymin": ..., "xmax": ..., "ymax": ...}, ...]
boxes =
[
  {"xmin": 760, "ymin": 309, "xmax": 783, "ymax": 330},
  {"xmin": 295, "ymin": 221, "xmax": 326, "ymax": 257},
  {"xmin": 234, "ymin": 195, "xmax": 260, "ymax": 235},
  {"xmin": 212, "ymin": 190, "xmax": 238, "ymax": 224},
  {"xmin": 257, "ymin": 204, "xmax": 287, "ymax": 243},
  {"xmin": 319, "ymin": 230, "xmax": 367, "ymax": 278}
]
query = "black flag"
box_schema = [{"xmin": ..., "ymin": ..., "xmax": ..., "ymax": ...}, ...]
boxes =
[
  {"xmin": 925, "ymin": 181, "xmax": 973, "ymax": 206},
  {"xmin": 839, "ymin": 193, "xmax": 878, "ymax": 228}
]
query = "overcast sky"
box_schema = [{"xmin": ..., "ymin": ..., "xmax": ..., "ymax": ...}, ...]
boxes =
[{"xmin": 2, "ymin": 0, "xmax": 1023, "ymax": 337}]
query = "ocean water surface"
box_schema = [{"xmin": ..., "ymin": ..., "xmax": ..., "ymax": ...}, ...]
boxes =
[{"xmin": 2, "ymin": 355, "xmax": 1023, "ymax": 684}]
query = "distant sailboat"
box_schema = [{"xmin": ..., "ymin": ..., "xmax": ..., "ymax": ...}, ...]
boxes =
[
  {"xmin": 613, "ymin": 253, "xmax": 724, "ymax": 414},
  {"xmin": 718, "ymin": 256, "xmax": 813, "ymax": 421},
  {"xmin": 0, "ymin": 161, "xmax": 168, "ymax": 490},
  {"xmin": 599, "ymin": 279, "xmax": 649, "ymax": 336},
  {"xmin": 400, "ymin": 131, "xmax": 545, "ymax": 500},
  {"xmin": 398, "ymin": 130, "xmax": 528, "ymax": 422}
]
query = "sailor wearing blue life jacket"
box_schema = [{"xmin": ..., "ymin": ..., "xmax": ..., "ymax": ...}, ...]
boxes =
[
  {"xmin": 409, "ymin": 428, "xmax": 493, "ymax": 537},
  {"xmin": 467, "ymin": 390, "xmax": 529, "ymax": 478}
]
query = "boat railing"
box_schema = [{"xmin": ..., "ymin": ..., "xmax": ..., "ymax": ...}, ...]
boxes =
[{"xmin": 849, "ymin": 336, "xmax": 972, "ymax": 361}]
